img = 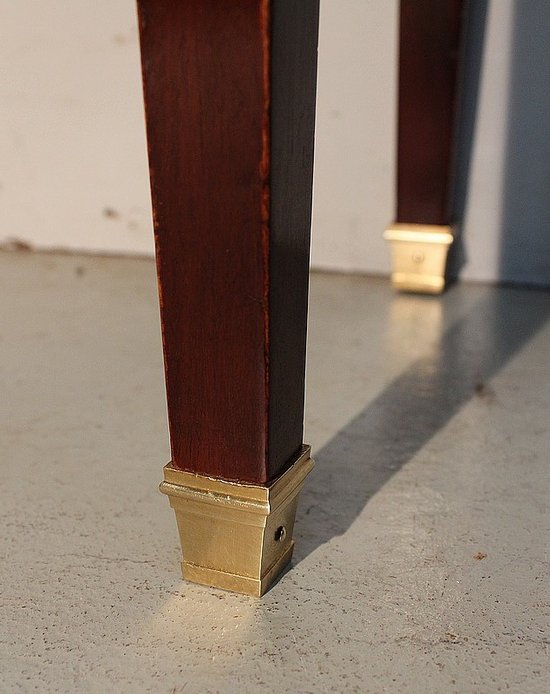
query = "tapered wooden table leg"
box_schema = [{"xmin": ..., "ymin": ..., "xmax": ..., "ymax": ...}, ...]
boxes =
[
  {"xmin": 385, "ymin": 0, "xmax": 465, "ymax": 293},
  {"xmin": 137, "ymin": 0, "xmax": 319, "ymax": 596}
]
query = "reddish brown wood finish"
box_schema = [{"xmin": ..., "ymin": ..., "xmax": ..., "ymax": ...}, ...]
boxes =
[
  {"xmin": 137, "ymin": 0, "xmax": 319, "ymax": 484},
  {"xmin": 397, "ymin": 0, "xmax": 465, "ymax": 225}
]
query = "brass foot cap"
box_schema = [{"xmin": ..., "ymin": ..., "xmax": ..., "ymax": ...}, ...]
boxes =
[
  {"xmin": 159, "ymin": 445, "xmax": 314, "ymax": 597},
  {"xmin": 384, "ymin": 223, "xmax": 454, "ymax": 294}
]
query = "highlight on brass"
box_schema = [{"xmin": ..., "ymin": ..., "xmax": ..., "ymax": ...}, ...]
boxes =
[{"xmin": 384, "ymin": 223, "xmax": 454, "ymax": 295}]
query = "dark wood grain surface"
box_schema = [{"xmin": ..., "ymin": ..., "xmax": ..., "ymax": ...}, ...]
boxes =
[
  {"xmin": 268, "ymin": 0, "xmax": 319, "ymax": 480},
  {"xmin": 137, "ymin": 0, "xmax": 319, "ymax": 484},
  {"xmin": 397, "ymin": 0, "xmax": 465, "ymax": 225}
]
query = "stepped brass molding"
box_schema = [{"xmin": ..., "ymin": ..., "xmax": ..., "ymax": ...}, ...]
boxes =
[
  {"xmin": 160, "ymin": 445, "xmax": 314, "ymax": 597},
  {"xmin": 384, "ymin": 223, "xmax": 454, "ymax": 294}
]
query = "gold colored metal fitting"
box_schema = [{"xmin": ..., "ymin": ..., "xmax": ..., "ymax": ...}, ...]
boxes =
[
  {"xmin": 384, "ymin": 223, "xmax": 454, "ymax": 294},
  {"xmin": 159, "ymin": 445, "xmax": 314, "ymax": 597}
]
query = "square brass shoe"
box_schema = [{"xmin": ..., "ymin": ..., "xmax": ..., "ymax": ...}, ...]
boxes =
[
  {"xmin": 384, "ymin": 223, "xmax": 454, "ymax": 294},
  {"xmin": 159, "ymin": 445, "xmax": 314, "ymax": 597}
]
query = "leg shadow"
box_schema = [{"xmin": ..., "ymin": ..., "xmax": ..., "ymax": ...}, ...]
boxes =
[
  {"xmin": 295, "ymin": 286, "xmax": 549, "ymax": 560},
  {"xmin": 447, "ymin": 0, "xmax": 488, "ymax": 281}
]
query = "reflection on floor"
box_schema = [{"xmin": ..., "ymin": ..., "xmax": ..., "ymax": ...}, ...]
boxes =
[{"xmin": 1, "ymin": 251, "xmax": 549, "ymax": 693}]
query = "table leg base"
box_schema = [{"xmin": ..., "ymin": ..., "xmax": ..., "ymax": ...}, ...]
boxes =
[
  {"xmin": 159, "ymin": 446, "xmax": 314, "ymax": 597},
  {"xmin": 384, "ymin": 223, "xmax": 454, "ymax": 294},
  {"xmin": 181, "ymin": 542, "xmax": 294, "ymax": 597}
]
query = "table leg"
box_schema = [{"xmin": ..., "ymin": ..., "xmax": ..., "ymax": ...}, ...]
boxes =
[
  {"xmin": 137, "ymin": 0, "xmax": 319, "ymax": 596},
  {"xmin": 385, "ymin": 0, "xmax": 466, "ymax": 293}
]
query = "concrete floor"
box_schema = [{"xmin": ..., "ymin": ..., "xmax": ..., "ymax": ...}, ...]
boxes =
[{"xmin": 1, "ymin": 251, "xmax": 549, "ymax": 693}]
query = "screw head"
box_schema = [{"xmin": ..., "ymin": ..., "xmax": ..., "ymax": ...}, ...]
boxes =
[{"xmin": 274, "ymin": 526, "xmax": 286, "ymax": 542}]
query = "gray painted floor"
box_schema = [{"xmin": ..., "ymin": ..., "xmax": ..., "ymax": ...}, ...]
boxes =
[{"xmin": 1, "ymin": 252, "xmax": 549, "ymax": 693}]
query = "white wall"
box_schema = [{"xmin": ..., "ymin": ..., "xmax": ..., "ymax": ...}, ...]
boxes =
[
  {"xmin": 311, "ymin": 0, "xmax": 397, "ymax": 276},
  {"xmin": 0, "ymin": 0, "xmax": 153, "ymax": 256},
  {"xmin": 458, "ymin": 0, "xmax": 513, "ymax": 283},
  {"xmin": 1, "ymin": 1, "xmax": 548, "ymax": 284}
]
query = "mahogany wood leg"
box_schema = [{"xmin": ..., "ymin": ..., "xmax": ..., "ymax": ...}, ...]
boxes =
[
  {"xmin": 385, "ymin": 0, "xmax": 466, "ymax": 294},
  {"xmin": 137, "ymin": 0, "xmax": 319, "ymax": 596}
]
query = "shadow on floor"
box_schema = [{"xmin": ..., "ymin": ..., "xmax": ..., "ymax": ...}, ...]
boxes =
[{"xmin": 295, "ymin": 286, "xmax": 550, "ymax": 561}]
